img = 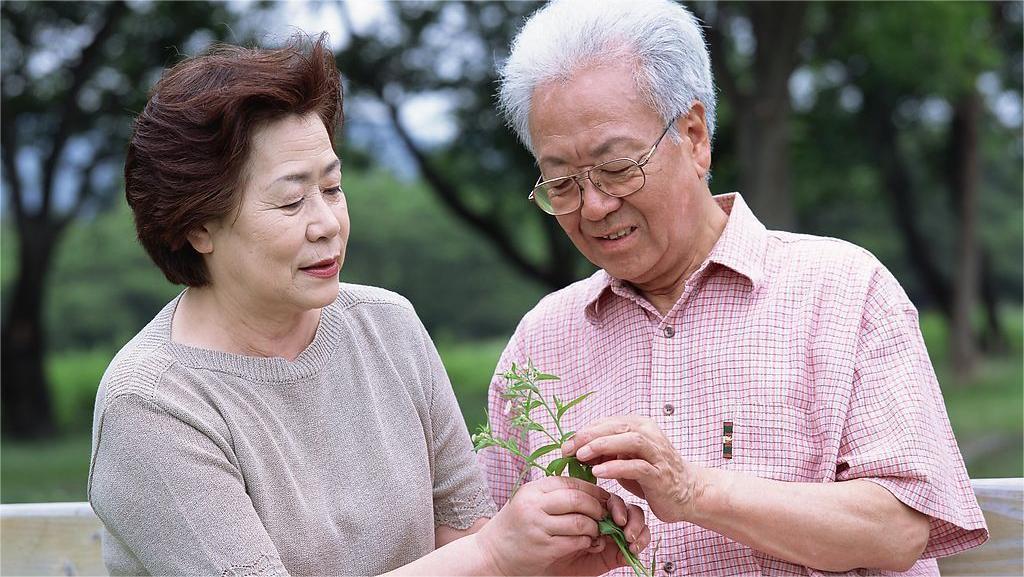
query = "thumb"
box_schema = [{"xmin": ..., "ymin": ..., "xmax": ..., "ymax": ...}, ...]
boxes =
[{"xmin": 618, "ymin": 479, "xmax": 646, "ymax": 500}]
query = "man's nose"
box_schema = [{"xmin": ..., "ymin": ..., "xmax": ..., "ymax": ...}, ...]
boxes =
[{"xmin": 578, "ymin": 177, "xmax": 621, "ymax": 222}]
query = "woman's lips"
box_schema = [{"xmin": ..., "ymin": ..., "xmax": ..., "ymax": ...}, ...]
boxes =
[{"xmin": 300, "ymin": 259, "xmax": 340, "ymax": 279}]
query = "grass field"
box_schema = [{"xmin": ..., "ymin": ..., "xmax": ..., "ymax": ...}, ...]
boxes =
[{"xmin": 2, "ymin": 310, "xmax": 1021, "ymax": 503}]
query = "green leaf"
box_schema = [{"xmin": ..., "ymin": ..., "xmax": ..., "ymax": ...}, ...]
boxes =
[
  {"xmin": 527, "ymin": 442, "xmax": 562, "ymax": 463},
  {"xmin": 546, "ymin": 456, "xmax": 569, "ymax": 476},
  {"xmin": 567, "ymin": 457, "xmax": 596, "ymax": 483},
  {"xmin": 524, "ymin": 421, "xmax": 546, "ymax": 433},
  {"xmin": 535, "ymin": 372, "xmax": 561, "ymax": 381},
  {"xmin": 556, "ymin": 392, "xmax": 594, "ymax": 420},
  {"xmin": 561, "ymin": 430, "xmax": 576, "ymax": 443}
]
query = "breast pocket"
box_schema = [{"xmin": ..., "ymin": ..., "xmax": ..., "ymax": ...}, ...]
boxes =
[{"xmin": 731, "ymin": 400, "xmax": 824, "ymax": 483}]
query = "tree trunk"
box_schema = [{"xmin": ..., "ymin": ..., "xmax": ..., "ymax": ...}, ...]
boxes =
[
  {"xmin": 862, "ymin": 90, "xmax": 954, "ymax": 317},
  {"xmin": 738, "ymin": 1, "xmax": 807, "ymax": 231},
  {"xmin": 979, "ymin": 250, "xmax": 1007, "ymax": 354},
  {"xmin": 738, "ymin": 100, "xmax": 793, "ymax": 230},
  {"xmin": 1, "ymin": 219, "xmax": 63, "ymax": 439},
  {"xmin": 949, "ymin": 90, "xmax": 982, "ymax": 378}
]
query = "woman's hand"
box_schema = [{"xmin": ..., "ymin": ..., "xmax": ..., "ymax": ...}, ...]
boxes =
[
  {"xmin": 546, "ymin": 491, "xmax": 651, "ymax": 576},
  {"xmin": 475, "ymin": 476, "xmax": 650, "ymax": 576}
]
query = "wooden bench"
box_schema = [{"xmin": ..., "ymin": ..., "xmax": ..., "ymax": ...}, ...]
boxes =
[{"xmin": 2, "ymin": 479, "xmax": 1021, "ymax": 576}]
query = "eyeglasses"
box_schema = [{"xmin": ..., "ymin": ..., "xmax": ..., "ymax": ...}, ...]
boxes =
[{"xmin": 528, "ymin": 119, "xmax": 675, "ymax": 216}]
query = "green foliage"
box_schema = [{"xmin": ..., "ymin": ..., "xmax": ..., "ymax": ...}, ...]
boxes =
[
  {"xmin": 2, "ymin": 309, "xmax": 1020, "ymax": 504},
  {"xmin": 8, "ymin": 166, "xmax": 548, "ymax": 356},
  {"xmin": 46, "ymin": 203, "xmax": 182, "ymax": 352},
  {"xmin": 0, "ymin": 435, "xmax": 92, "ymax": 503},
  {"xmin": 340, "ymin": 169, "xmax": 547, "ymax": 339},
  {"xmin": 437, "ymin": 338, "xmax": 507, "ymax": 433},
  {"xmin": 471, "ymin": 361, "xmax": 652, "ymax": 577}
]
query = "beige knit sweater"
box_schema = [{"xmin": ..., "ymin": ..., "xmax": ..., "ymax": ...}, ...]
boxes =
[{"xmin": 88, "ymin": 284, "xmax": 496, "ymax": 576}]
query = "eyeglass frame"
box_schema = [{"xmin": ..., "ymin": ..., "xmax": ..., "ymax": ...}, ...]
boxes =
[{"xmin": 527, "ymin": 118, "xmax": 676, "ymax": 216}]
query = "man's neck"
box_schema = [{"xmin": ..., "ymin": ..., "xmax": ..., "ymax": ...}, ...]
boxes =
[
  {"xmin": 637, "ymin": 195, "xmax": 729, "ymax": 316},
  {"xmin": 171, "ymin": 287, "xmax": 321, "ymax": 361}
]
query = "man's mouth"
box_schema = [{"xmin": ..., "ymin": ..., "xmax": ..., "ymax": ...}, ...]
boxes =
[{"xmin": 599, "ymin": 226, "xmax": 637, "ymax": 241}]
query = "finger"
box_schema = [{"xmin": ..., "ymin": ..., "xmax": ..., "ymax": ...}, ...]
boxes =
[
  {"xmin": 546, "ymin": 535, "xmax": 595, "ymax": 558},
  {"xmin": 622, "ymin": 503, "xmax": 645, "ymax": 542},
  {"xmin": 607, "ymin": 492, "xmax": 628, "ymax": 527},
  {"xmin": 535, "ymin": 475, "xmax": 610, "ymax": 501},
  {"xmin": 542, "ymin": 513, "xmax": 601, "ymax": 539},
  {"xmin": 562, "ymin": 416, "xmax": 639, "ymax": 455},
  {"xmin": 540, "ymin": 488, "xmax": 607, "ymax": 521},
  {"xmin": 576, "ymin": 431, "xmax": 660, "ymax": 464},
  {"xmin": 631, "ymin": 524, "xmax": 652, "ymax": 554},
  {"xmin": 591, "ymin": 458, "xmax": 658, "ymax": 482}
]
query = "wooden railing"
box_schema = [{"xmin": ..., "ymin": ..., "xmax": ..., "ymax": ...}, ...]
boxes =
[{"xmin": 1, "ymin": 479, "xmax": 1021, "ymax": 576}]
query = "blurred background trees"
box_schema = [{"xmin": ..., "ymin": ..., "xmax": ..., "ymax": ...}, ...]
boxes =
[{"xmin": 1, "ymin": 1, "xmax": 1021, "ymax": 497}]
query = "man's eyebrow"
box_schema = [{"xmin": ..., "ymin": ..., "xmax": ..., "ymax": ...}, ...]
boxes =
[
  {"xmin": 270, "ymin": 157, "xmax": 342, "ymax": 187},
  {"xmin": 538, "ymin": 136, "xmax": 638, "ymax": 171}
]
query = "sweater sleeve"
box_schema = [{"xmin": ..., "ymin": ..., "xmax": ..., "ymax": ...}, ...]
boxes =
[
  {"xmin": 418, "ymin": 326, "xmax": 498, "ymax": 530},
  {"xmin": 478, "ymin": 328, "xmax": 531, "ymax": 510},
  {"xmin": 89, "ymin": 393, "xmax": 289, "ymax": 576}
]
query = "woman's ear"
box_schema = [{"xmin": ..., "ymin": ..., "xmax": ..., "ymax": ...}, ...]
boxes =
[{"xmin": 186, "ymin": 224, "xmax": 216, "ymax": 254}]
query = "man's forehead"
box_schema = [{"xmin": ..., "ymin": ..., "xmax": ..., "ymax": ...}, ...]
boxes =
[{"xmin": 536, "ymin": 131, "xmax": 645, "ymax": 168}]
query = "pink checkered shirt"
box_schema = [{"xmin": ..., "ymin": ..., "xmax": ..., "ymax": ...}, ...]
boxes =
[{"xmin": 480, "ymin": 193, "xmax": 987, "ymax": 576}]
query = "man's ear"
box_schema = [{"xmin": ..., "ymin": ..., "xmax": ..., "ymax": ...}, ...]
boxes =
[
  {"xmin": 186, "ymin": 223, "xmax": 216, "ymax": 254},
  {"xmin": 679, "ymin": 101, "xmax": 711, "ymax": 178}
]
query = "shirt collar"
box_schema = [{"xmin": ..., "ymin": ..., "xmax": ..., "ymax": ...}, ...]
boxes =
[
  {"xmin": 583, "ymin": 192, "xmax": 768, "ymax": 323},
  {"xmin": 705, "ymin": 192, "xmax": 767, "ymax": 289}
]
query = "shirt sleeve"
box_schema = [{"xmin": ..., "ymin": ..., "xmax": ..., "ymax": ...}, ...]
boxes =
[
  {"xmin": 88, "ymin": 393, "xmax": 289, "ymax": 576},
  {"xmin": 417, "ymin": 324, "xmax": 498, "ymax": 530},
  {"xmin": 477, "ymin": 330, "xmax": 531, "ymax": 510},
  {"xmin": 836, "ymin": 281, "xmax": 988, "ymax": 558}
]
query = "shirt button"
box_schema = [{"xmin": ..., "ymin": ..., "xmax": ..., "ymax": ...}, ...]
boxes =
[
  {"xmin": 662, "ymin": 403, "xmax": 675, "ymax": 416},
  {"xmin": 663, "ymin": 325, "xmax": 675, "ymax": 338},
  {"xmin": 663, "ymin": 561, "xmax": 676, "ymax": 573}
]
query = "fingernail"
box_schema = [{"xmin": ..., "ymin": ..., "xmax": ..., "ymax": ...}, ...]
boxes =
[
  {"xmin": 577, "ymin": 446, "xmax": 592, "ymax": 460},
  {"xmin": 561, "ymin": 441, "xmax": 573, "ymax": 454},
  {"xmin": 592, "ymin": 464, "xmax": 605, "ymax": 476}
]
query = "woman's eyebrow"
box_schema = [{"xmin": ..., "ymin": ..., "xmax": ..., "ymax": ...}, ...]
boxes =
[{"xmin": 269, "ymin": 157, "xmax": 342, "ymax": 188}]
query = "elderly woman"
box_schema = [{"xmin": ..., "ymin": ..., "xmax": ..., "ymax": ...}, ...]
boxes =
[{"xmin": 88, "ymin": 35, "xmax": 648, "ymax": 576}]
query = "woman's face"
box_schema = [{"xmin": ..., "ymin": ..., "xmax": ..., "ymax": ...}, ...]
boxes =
[{"xmin": 196, "ymin": 112, "xmax": 349, "ymax": 315}]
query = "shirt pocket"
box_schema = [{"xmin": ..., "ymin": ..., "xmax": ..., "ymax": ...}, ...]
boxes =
[{"xmin": 730, "ymin": 399, "xmax": 824, "ymax": 482}]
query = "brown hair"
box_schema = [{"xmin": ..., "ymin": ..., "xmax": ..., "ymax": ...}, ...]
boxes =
[{"xmin": 125, "ymin": 33, "xmax": 342, "ymax": 286}]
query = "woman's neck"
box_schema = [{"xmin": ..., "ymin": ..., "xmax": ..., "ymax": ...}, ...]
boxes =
[{"xmin": 171, "ymin": 287, "xmax": 321, "ymax": 362}]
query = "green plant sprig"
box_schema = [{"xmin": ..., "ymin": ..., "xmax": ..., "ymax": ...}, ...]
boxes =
[{"xmin": 472, "ymin": 361, "xmax": 655, "ymax": 577}]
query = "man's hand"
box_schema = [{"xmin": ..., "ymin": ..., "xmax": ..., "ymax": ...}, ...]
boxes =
[
  {"xmin": 475, "ymin": 475, "xmax": 650, "ymax": 576},
  {"xmin": 562, "ymin": 415, "xmax": 708, "ymax": 524}
]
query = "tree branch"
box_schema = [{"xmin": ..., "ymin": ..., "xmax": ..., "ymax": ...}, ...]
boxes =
[
  {"xmin": 383, "ymin": 99, "xmax": 560, "ymax": 287},
  {"xmin": 1, "ymin": 121, "xmax": 26, "ymax": 226},
  {"xmin": 56, "ymin": 147, "xmax": 120, "ymax": 230},
  {"xmin": 41, "ymin": 0, "xmax": 128, "ymax": 219}
]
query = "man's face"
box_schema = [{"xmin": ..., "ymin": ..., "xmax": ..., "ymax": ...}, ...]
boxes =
[{"xmin": 528, "ymin": 60, "xmax": 711, "ymax": 290}]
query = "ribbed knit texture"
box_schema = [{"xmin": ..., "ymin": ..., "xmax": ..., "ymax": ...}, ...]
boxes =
[{"xmin": 88, "ymin": 283, "xmax": 496, "ymax": 576}]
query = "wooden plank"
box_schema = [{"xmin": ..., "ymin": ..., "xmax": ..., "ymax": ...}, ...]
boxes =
[
  {"xmin": 1, "ymin": 479, "xmax": 1021, "ymax": 576},
  {"xmin": 0, "ymin": 502, "xmax": 107, "ymax": 576},
  {"xmin": 938, "ymin": 478, "xmax": 1024, "ymax": 576}
]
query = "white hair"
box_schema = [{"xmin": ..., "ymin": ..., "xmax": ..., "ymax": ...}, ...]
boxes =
[{"xmin": 498, "ymin": 0, "xmax": 717, "ymax": 154}]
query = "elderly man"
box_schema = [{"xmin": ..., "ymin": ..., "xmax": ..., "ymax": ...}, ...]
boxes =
[{"xmin": 479, "ymin": 0, "xmax": 988, "ymax": 575}]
